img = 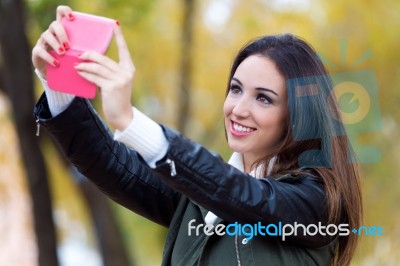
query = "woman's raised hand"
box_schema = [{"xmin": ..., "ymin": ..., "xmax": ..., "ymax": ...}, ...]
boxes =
[
  {"xmin": 74, "ymin": 23, "xmax": 135, "ymax": 131},
  {"xmin": 32, "ymin": 5, "xmax": 136, "ymax": 131},
  {"xmin": 32, "ymin": 5, "xmax": 75, "ymax": 78}
]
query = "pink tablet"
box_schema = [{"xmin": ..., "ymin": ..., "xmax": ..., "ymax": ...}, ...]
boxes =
[{"xmin": 46, "ymin": 12, "xmax": 115, "ymax": 98}]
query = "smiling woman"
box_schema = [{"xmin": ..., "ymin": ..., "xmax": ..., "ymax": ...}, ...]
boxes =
[
  {"xmin": 32, "ymin": 5, "xmax": 362, "ymax": 266},
  {"xmin": 222, "ymin": 35, "xmax": 363, "ymax": 265},
  {"xmin": 224, "ymin": 55, "xmax": 288, "ymax": 173}
]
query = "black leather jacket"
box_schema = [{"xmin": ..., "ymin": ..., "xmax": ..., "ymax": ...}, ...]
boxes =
[{"xmin": 34, "ymin": 94, "xmax": 335, "ymax": 265}]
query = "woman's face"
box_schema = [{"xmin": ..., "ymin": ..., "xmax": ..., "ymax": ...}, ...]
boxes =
[{"xmin": 223, "ymin": 55, "xmax": 288, "ymax": 168}]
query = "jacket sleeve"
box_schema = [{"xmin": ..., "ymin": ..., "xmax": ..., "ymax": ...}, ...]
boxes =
[
  {"xmin": 155, "ymin": 126, "xmax": 332, "ymax": 247},
  {"xmin": 34, "ymin": 94, "xmax": 180, "ymax": 227}
]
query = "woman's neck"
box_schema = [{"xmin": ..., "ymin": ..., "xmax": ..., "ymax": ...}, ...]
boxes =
[
  {"xmin": 243, "ymin": 153, "xmax": 258, "ymax": 173},
  {"xmin": 243, "ymin": 152, "xmax": 275, "ymax": 175}
]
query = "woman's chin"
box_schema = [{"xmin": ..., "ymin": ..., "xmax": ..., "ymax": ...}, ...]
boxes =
[{"xmin": 228, "ymin": 143, "xmax": 247, "ymax": 154}]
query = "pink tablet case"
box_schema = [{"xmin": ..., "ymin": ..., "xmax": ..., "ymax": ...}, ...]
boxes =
[{"xmin": 46, "ymin": 12, "xmax": 115, "ymax": 98}]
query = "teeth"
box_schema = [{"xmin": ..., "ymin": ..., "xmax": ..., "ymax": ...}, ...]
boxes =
[{"xmin": 233, "ymin": 123, "xmax": 254, "ymax": 133}]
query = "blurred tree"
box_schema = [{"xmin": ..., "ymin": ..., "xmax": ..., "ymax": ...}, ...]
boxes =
[
  {"xmin": 0, "ymin": 1, "xmax": 136, "ymax": 265},
  {"xmin": 178, "ymin": 0, "xmax": 196, "ymax": 134},
  {"xmin": 0, "ymin": 0, "xmax": 59, "ymax": 266}
]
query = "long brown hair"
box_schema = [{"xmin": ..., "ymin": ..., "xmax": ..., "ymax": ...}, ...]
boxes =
[{"xmin": 226, "ymin": 34, "xmax": 362, "ymax": 266}]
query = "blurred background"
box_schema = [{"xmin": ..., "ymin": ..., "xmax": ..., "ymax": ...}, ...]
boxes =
[{"xmin": 0, "ymin": 0, "xmax": 399, "ymax": 265}]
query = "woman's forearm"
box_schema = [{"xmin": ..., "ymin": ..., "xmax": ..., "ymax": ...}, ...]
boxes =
[{"xmin": 35, "ymin": 69, "xmax": 169, "ymax": 167}]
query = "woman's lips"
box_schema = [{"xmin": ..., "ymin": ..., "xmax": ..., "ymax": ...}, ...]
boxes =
[{"xmin": 230, "ymin": 120, "xmax": 256, "ymax": 137}]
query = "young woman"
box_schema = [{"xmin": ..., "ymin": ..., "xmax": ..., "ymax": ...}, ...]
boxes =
[{"xmin": 32, "ymin": 5, "xmax": 362, "ymax": 266}]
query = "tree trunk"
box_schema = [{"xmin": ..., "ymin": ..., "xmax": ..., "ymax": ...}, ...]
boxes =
[
  {"xmin": 177, "ymin": 0, "xmax": 196, "ymax": 134},
  {"xmin": 0, "ymin": 1, "xmax": 59, "ymax": 266}
]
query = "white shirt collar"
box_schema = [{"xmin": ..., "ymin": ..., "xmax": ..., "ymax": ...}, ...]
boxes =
[{"xmin": 227, "ymin": 152, "xmax": 276, "ymax": 178}]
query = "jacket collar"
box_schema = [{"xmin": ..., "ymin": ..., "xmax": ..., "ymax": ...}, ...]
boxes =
[{"xmin": 204, "ymin": 153, "xmax": 276, "ymax": 225}]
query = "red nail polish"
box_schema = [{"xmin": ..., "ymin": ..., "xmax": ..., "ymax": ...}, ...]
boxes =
[
  {"xmin": 63, "ymin": 42, "xmax": 69, "ymax": 49},
  {"xmin": 58, "ymin": 47, "xmax": 65, "ymax": 54},
  {"xmin": 53, "ymin": 60, "xmax": 60, "ymax": 67},
  {"xmin": 115, "ymin": 20, "xmax": 120, "ymax": 26},
  {"xmin": 68, "ymin": 13, "xmax": 75, "ymax": 19}
]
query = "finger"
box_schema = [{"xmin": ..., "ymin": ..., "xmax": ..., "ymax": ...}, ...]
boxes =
[
  {"xmin": 56, "ymin": 5, "xmax": 75, "ymax": 22},
  {"xmin": 74, "ymin": 62, "xmax": 115, "ymax": 79},
  {"xmin": 48, "ymin": 21, "xmax": 70, "ymax": 51},
  {"xmin": 79, "ymin": 51, "xmax": 120, "ymax": 72},
  {"xmin": 113, "ymin": 24, "xmax": 134, "ymax": 69},
  {"xmin": 32, "ymin": 45, "xmax": 60, "ymax": 68},
  {"xmin": 40, "ymin": 30, "xmax": 65, "ymax": 55},
  {"xmin": 76, "ymin": 70, "xmax": 107, "ymax": 88}
]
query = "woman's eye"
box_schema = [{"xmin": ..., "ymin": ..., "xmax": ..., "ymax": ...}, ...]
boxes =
[
  {"xmin": 229, "ymin": 85, "xmax": 242, "ymax": 94},
  {"xmin": 257, "ymin": 94, "xmax": 272, "ymax": 104}
]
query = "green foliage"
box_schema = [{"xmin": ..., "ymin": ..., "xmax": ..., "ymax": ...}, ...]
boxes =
[{"xmin": 27, "ymin": 0, "xmax": 67, "ymax": 29}]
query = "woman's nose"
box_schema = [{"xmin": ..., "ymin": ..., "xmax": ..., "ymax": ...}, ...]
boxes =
[{"xmin": 232, "ymin": 97, "xmax": 251, "ymax": 118}]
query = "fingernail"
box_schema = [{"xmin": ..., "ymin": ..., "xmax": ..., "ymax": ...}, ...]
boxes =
[
  {"xmin": 115, "ymin": 20, "xmax": 120, "ymax": 26},
  {"xmin": 53, "ymin": 60, "xmax": 60, "ymax": 67},
  {"xmin": 63, "ymin": 42, "xmax": 70, "ymax": 49},
  {"xmin": 58, "ymin": 47, "xmax": 65, "ymax": 54},
  {"xmin": 68, "ymin": 13, "xmax": 75, "ymax": 20}
]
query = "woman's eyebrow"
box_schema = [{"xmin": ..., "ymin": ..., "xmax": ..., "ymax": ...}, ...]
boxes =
[
  {"xmin": 231, "ymin": 77, "xmax": 243, "ymax": 85},
  {"xmin": 232, "ymin": 77, "xmax": 278, "ymax": 96},
  {"xmin": 255, "ymin": 87, "xmax": 278, "ymax": 96}
]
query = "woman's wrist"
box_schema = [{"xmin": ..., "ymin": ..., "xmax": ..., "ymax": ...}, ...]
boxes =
[
  {"xmin": 109, "ymin": 107, "xmax": 134, "ymax": 131},
  {"xmin": 113, "ymin": 107, "xmax": 169, "ymax": 168}
]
